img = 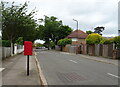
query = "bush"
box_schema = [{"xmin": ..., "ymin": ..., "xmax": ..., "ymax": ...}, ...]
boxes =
[
  {"xmin": 114, "ymin": 36, "xmax": 120, "ymax": 49},
  {"xmin": 2, "ymin": 40, "xmax": 11, "ymax": 47},
  {"xmin": 86, "ymin": 33, "xmax": 104, "ymax": 45},
  {"xmin": 57, "ymin": 38, "xmax": 72, "ymax": 46},
  {"xmin": 103, "ymin": 38, "xmax": 114, "ymax": 44}
]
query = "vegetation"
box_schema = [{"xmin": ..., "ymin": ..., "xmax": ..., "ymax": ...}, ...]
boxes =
[
  {"xmin": 2, "ymin": 40, "xmax": 11, "ymax": 47},
  {"xmin": 2, "ymin": 1, "xmax": 39, "ymax": 54},
  {"xmin": 86, "ymin": 30, "xmax": 93, "ymax": 34},
  {"xmin": 16, "ymin": 37, "xmax": 23, "ymax": 45},
  {"xmin": 86, "ymin": 33, "xmax": 104, "ymax": 45},
  {"xmin": 57, "ymin": 38, "xmax": 72, "ymax": 47},
  {"xmin": 102, "ymin": 38, "xmax": 114, "ymax": 44},
  {"xmin": 94, "ymin": 26, "xmax": 105, "ymax": 35},
  {"xmin": 113, "ymin": 36, "xmax": 120, "ymax": 49},
  {"xmin": 38, "ymin": 16, "xmax": 72, "ymax": 49}
]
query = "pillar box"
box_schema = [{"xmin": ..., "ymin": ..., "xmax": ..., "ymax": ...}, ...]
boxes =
[{"xmin": 24, "ymin": 41, "xmax": 33, "ymax": 55}]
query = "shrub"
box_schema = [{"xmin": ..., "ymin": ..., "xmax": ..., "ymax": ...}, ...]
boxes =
[
  {"xmin": 103, "ymin": 38, "xmax": 114, "ymax": 44},
  {"xmin": 86, "ymin": 33, "xmax": 104, "ymax": 45},
  {"xmin": 57, "ymin": 38, "xmax": 72, "ymax": 46},
  {"xmin": 114, "ymin": 36, "xmax": 120, "ymax": 49},
  {"xmin": 2, "ymin": 40, "xmax": 11, "ymax": 47}
]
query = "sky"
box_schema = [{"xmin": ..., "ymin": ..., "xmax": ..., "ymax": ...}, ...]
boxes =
[{"xmin": 3, "ymin": 0, "xmax": 120, "ymax": 43}]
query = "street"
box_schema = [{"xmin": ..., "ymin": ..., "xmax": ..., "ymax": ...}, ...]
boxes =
[{"xmin": 35, "ymin": 49, "xmax": 118, "ymax": 85}]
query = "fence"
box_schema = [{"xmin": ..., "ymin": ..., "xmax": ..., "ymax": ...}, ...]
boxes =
[
  {"xmin": 1, "ymin": 44, "xmax": 24, "ymax": 59},
  {"xmin": 55, "ymin": 44, "xmax": 120, "ymax": 59}
]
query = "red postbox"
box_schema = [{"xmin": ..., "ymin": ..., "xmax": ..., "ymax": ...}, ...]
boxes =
[{"xmin": 24, "ymin": 41, "xmax": 33, "ymax": 55}]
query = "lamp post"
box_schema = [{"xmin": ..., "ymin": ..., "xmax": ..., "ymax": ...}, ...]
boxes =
[
  {"xmin": 73, "ymin": 19, "xmax": 78, "ymax": 30},
  {"xmin": 73, "ymin": 19, "xmax": 79, "ymax": 54}
]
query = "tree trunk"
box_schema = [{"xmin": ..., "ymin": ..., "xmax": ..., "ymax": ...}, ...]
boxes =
[{"xmin": 11, "ymin": 42, "xmax": 13, "ymax": 56}]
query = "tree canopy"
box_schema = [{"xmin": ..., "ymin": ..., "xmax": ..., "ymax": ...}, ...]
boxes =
[
  {"xmin": 38, "ymin": 16, "xmax": 73, "ymax": 47},
  {"xmin": 94, "ymin": 26, "xmax": 105, "ymax": 35},
  {"xmin": 2, "ymin": 1, "xmax": 38, "ymax": 43}
]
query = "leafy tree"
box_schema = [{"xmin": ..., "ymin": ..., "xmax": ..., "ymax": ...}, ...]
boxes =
[
  {"xmin": 94, "ymin": 26, "xmax": 105, "ymax": 35},
  {"xmin": 86, "ymin": 33, "xmax": 104, "ymax": 44},
  {"xmin": 114, "ymin": 36, "xmax": 120, "ymax": 49},
  {"xmin": 2, "ymin": 1, "xmax": 37, "ymax": 54},
  {"xmin": 57, "ymin": 38, "xmax": 72, "ymax": 47},
  {"xmin": 38, "ymin": 16, "xmax": 72, "ymax": 49},
  {"xmin": 86, "ymin": 30, "xmax": 93, "ymax": 34}
]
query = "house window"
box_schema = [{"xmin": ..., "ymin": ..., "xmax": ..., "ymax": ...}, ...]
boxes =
[{"xmin": 72, "ymin": 38, "xmax": 78, "ymax": 41}]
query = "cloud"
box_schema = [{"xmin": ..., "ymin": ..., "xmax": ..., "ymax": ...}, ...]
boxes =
[{"xmin": 4, "ymin": 0, "xmax": 119, "ymax": 36}]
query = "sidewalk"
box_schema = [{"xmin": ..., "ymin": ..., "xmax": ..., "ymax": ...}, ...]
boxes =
[
  {"xmin": 2, "ymin": 54, "xmax": 41, "ymax": 86},
  {"xmin": 59, "ymin": 51, "xmax": 118, "ymax": 66},
  {"xmin": 78, "ymin": 54, "xmax": 118, "ymax": 66}
]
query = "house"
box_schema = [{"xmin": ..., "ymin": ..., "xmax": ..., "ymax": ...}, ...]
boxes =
[{"xmin": 66, "ymin": 29, "xmax": 88, "ymax": 45}]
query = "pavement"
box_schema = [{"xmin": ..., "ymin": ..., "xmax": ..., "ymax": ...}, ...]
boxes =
[
  {"xmin": 35, "ymin": 50, "xmax": 118, "ymax": 85},
  {"xmin": 60, "ymin": 51, "xmax": 118, "ymax": 66},
  {"xmin": 2, "ymin": 53, "xmax": 41, "ymax": 86}
]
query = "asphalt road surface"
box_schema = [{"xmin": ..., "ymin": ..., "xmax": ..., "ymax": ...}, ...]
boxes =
[{"xmin": 35, "ymin": 49, "xmax": 118, "ymax": 85}]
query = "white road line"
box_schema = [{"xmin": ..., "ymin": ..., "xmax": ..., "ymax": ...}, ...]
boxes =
[
  {"xmin": 69, "ymin": 60, "xmax": 77, "ymax": 63},
  {"xmin": 0, "ymin": 68, "xmax": 5, "ymax": 72},
  {"xmin": 107, "ymin": 73, "xmax": 120, "ymax": 78}
]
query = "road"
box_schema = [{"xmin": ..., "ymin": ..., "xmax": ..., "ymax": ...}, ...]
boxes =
[{"xmin": 35, "ymin": 49, "xmax": 118, "ymax": 85}]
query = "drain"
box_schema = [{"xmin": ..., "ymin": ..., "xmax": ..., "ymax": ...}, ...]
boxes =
[{"xmin": 57, "ymin": 72, "xmax": 86, "ymax": 83}]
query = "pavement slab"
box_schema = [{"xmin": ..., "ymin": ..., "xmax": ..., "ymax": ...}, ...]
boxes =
[{"xmin": 2, "ymin": 54, "xmax": 41, "ymax": 86}]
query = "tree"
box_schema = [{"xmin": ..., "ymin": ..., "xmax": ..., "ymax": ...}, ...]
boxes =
[
  {"xmin": 2, "ymin": 1, "xmax": 37, "ymax": 54},
  {"xmin": 86, "ymin": 33, "xmax": 104, "ymax": 45},
  {"xmin": 16, "ymin": 37, "xmax": 23, "ymax": 45},
  {"xmin": 86, "ymin": 30, "xmax": 93, "ymax": 34},
  {"xmin": 94, "ymin": 26, "xmax": 105, "ymax": 35},
  {"xmin": 38, "ymin": 16, "xmax": 72, "ymax": 49},
  {"xmin": 114, "ymin": 36, "xmax": 120, "ymax": 49}
]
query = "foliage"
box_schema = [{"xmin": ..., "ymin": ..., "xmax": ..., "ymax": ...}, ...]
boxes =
[
  {"xmin": 2, "ymin": 40, "xmax": 11, "ymax": 47},
  {"xmin": 113, "ymin": 36, "xmax": 120, "ymax": 49},
  {"xmin": 57, "ymin": 38, "xmax": 72, "ymax": 46},
  {"xmin": 49, "ymin": 41, "xmax": 55, "ymax": 49},
  {"xmin": 86, "ymin": 30, "xmax": 93, "ymax": 34},
  {"xmin": 2, "ymin": 1, "xmax": 37, "ymax": 43},
  {"xmin": 94, "ymin": 26, "xmax": 105, "ymax": 35},
  {"xmin": 103, "ymin": 38, "xmax": 114, "ymax": 44},
  {"xmin": 38, "ymin": 16, "xmax": 72, "ymax": 46},
  {"xmin": 86, "ymin": 33, "xmax": 104, "ymax": 45},
  {"xmin": 35, "ymin": 43, "xmax": 44, "ymax": 47},
  {"xmin": 16, "ymin": 37, "xmax": 23, "ymax": 45}
]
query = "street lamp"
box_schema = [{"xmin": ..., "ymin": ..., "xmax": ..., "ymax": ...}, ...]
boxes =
[
  {"xmin": 73, "ymin": 19, "xmax": 79, "ymax": 54},
  {"xmin": 73, "ymin": 19, "xmax": 78, "ymax": 30}
]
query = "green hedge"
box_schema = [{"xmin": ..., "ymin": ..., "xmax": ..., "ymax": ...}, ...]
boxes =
[{"xmin": 2, "ymin": 40, "xmax": 11, "ymax": 47}]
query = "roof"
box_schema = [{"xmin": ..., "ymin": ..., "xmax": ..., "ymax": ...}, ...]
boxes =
[{"xmin": 66, "ymin": 29, "xmax": 88, "ymax": 39}]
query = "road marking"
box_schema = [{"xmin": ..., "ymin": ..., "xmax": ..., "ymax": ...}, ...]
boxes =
[
  {"xmin": 107, "ymin": 73, "xmax": 120, "ymax": 78},
  {"xmin": 69, "ymin": 60, "xmax": 77, "ymax": 63},
  {"xmin": 0, "ymin": 68, "xmax": 5, "ymax": 72}
]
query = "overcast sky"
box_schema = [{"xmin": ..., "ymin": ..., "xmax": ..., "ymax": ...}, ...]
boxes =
[{"xmin": 4, "ymin": 0, "xmax": 120, "ymax": 37}]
